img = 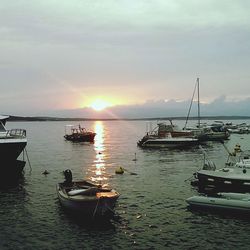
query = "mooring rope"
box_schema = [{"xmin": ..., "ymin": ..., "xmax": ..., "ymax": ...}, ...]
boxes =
[
  {"xmin": 93, "ymin": 197, "xmax": 101, "ymax": 218},
  {"xmin": 24, "ymin": 148, "xmax": 32, "ymax": 171}
]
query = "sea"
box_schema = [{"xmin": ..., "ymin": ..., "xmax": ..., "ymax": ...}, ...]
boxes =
[{"xmin": 1, "ymin": 119, "xmax": 250, "ymax": 250}]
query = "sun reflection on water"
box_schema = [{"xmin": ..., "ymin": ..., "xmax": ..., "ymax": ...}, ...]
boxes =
[{"xmin": 89, "ymin": 121, "xmax": 109, "ymax": 184}]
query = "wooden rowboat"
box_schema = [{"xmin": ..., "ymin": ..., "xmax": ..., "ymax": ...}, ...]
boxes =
[{"xmin": 57, "ymin": 170, "xmax": 119, "ymax": 217}]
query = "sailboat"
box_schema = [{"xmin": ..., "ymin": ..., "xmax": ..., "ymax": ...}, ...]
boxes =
[{"xmin": 184, "ymin": 78, "xmax": 230, "ymax": 141}]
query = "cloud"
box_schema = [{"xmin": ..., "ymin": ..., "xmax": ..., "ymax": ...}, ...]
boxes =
[
  {"xmin": 42, "ymin": 96, "xmax": 250, "ymax": 119},
  {"xmin": 1, "ymin": 1, "xmax": 250, "ymax": 117}
]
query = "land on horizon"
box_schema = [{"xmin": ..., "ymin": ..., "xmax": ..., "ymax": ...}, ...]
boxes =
[{"xmin": 7, "ymin": 115, "xmax": 250, "ymax": 122}]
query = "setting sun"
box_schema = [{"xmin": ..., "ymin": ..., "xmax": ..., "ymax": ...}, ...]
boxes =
[{"xmin": 90, "ymin": 99, "xmax": 111, "ymax": 111}]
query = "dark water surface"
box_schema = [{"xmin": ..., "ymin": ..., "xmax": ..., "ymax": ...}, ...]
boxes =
[{"xmin": 1, "ymin": 120, "xmax": 250, "ymax": 250}]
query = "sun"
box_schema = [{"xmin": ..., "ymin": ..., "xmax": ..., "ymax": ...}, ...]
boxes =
[{"xmin": 90, "ymin": 99, "xmax": 111, "ymax": 111}]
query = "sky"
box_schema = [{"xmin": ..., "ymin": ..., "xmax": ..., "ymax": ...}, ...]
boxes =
[{"xmin": 1, "ymin": 0, "xmax": 250, "ymax": 118}]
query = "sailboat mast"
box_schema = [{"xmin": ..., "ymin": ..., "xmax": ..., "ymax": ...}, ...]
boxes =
[
  {"xmin": 184, "ymin": 80, "xmax": 197, "ymax": 129},
  {"xmin": 197, "ymin": 77, "xmax": 200, "ymax": 127}
]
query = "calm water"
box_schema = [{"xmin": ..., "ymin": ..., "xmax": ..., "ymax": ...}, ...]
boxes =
[{"xmin": 1, "ymin": 120, "xmax": 250, "ymax": 250}]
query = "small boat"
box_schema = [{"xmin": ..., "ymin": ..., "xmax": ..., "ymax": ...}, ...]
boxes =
[
  {"xmin": 57, "ymin": 170, "xmax": 120, "ymax": 217},
  {"xmin": 138, "ymin": 132, "xmax": 198, "ymax": 148},
  {"xmin": 186, "ymin": 192, "xmax": 250, "ymax": 212},
  {"xmin": 64, "ymin": 124, "xmax": 96, "ymax": 142}
]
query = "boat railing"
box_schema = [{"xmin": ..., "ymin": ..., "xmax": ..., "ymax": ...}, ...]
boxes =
[{"xmin": 6, "ymin": 129, "xmax": 26, "ymax": 138}]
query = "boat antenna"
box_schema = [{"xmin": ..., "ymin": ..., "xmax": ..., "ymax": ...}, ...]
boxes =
[
  {"xmin": 197, "ymin": 78, "xmax": 200, "ymax": 128},
  {"xmin": 184, "ymin": 79, "xmax": 197, "ymax": 129}
]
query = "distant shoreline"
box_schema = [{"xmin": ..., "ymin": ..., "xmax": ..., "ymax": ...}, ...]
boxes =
[{"xmin": 7, "ymin": 115, "xmax": 250, "ymax": 122}]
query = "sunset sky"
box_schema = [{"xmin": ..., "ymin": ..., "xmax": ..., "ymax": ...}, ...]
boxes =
[{"xmin": 1, "ymin": 0, "xmax": 250, "ymax": 118}]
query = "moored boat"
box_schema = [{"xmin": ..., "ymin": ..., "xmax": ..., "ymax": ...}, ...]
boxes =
[
  {"xmin": 138, "ymin": 133, "xmax": 199, "ymax": 148},
  {"xmin": 0, "ymin": 115, "xmax": 27, "ymax": 162},
  {"xmin": 137, "ymin": 120, "xmax": 198, "ymax": 148},
  {"xmin": 193, "ymin": 147, "xmax": 250, "ymax": 191},
  {"xmin": 184, "ymin": 78, "xmax": 230, "ymax": 142},
  {"xmin": 64, "ymin": 124, "xmax": 96, "ymax": 142},
  {"xmin": 186, "ymin": 192, "xmax": 250, "ymax": 212},
  {"xmin": 57, "ymin": 170, "xmax": 120, "ymax": 217},
  {"xmin": 196, "ymin": 123, "xmax": 230, "ymax": 141}
]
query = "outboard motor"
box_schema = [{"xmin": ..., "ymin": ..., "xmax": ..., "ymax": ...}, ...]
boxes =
[{"xmin": 63, "ymin": 169, "xmax": 72, "ymax": 185}]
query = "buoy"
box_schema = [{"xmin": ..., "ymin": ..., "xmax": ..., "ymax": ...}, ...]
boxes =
[
  {"xmin": 115, "ymin": 167, "xmax": 124, "ymax": 174},
  {"xmin": 42, "ymin": 170, "xmax": 49, "ymax": 175}
]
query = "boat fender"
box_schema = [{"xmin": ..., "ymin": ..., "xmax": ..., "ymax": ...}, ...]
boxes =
[{"xmin": 115, "ymin": 167, "xmax": 124, "ymax": 174}]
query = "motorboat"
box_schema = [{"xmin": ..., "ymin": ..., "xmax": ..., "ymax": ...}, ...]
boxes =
[
  {"xmin": 186, "ymin": 192, "xmax": 250, "ymax": 212},
  {"xmin": 137, "ymin": 120, "xmax": 198, "ymax": 148},
  {"xmin": 194, "ymin": 148, "xmax": 250, "ymax": 190},
  {"xmin": 0, "ymin": 115, "xmax": 27, "ymax": 162},
  {"xmin": 64, "ymin": 124, "xmax": 96, "ymax": 142},
  {"xmin": 137, "ymin": 132, "xmax": 199, "ymax": 148},
  {"xmin": 57, "ymin": 170, "xmax": 120, "ymax": 217}
]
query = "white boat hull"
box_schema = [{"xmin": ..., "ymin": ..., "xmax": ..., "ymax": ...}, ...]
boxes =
[{"xmin": 139, "ymin": 138, "xmax": 198, "ymax": 148}]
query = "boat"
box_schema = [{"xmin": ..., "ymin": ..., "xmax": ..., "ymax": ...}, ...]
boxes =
[
  {"xmin": 197, "ymin": 123, "xmax": 230, "ymax": 141},
  {"xmin": 186, "ymin": 192, "xmax": 250, "ymax": 212},
  {"xmin": 225, "ymin": 123, "xmax": 250, "ymax": 134},
  {"xmin": 194, "ymin": 147, "xmax": 250, "ymax": 190},
  {"xmin": 64, "ymin": 124, "xmax": 96, "ymax": 142},
  {"xmin": 137, "ymin": 132, "xmax": 199, "ymax": 148},
  {"xmin": 184, "ymin": 78, "xmax": 230, "ymax": 141},
  {"xmin": 150, "ymin": 120, "xmax": 194, "ymax": 138},
  {"xmin": 139, "ymin": 120, "xmax": 194, "ymax": 139},
  {"xmin": 56, "ymin": 170, "xmax": 120, "ymax": 217},
  {"xmin": 0, "ymin": 115, "xmax": 27, "ymax": 162},
  {"xmin": 137, "ymin": 119, "xmax": 198, "ymax": 148}
]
